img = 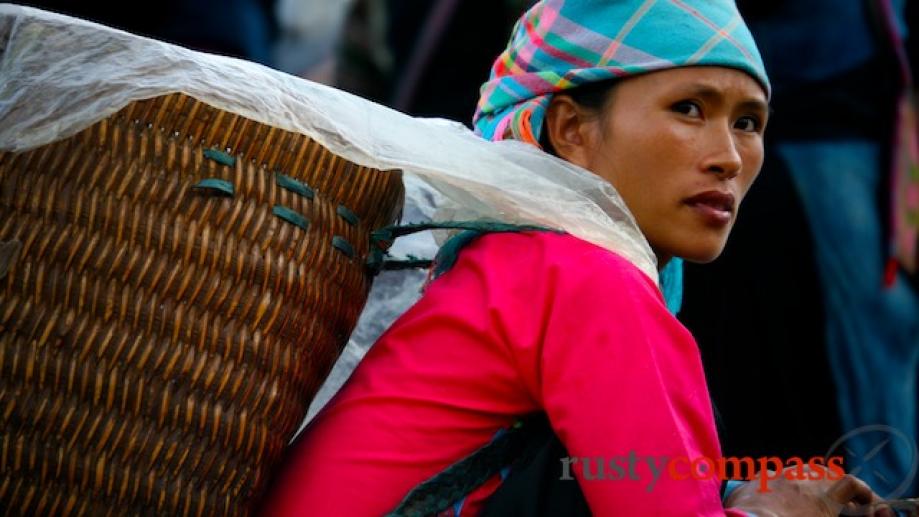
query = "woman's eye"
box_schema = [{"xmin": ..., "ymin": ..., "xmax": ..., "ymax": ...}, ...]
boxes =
[
  {"xmin": 734, "ymin": 116, "xmax": 761, "ymax": 132},
  {"xmin": 672, "ymin": 101, "xmax": 702, "ymax": 117}
]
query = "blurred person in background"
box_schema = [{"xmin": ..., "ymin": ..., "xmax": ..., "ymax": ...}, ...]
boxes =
[
  {"xmin": 19, "ymin": 0, "xmax": 279, "ymax": 65},
  {"xmin": 334, "ymin": 0, "xmax": 531, "ymax": 122},
  {"xmin": 273, "ymin": 0, "xmax": 353, "ymax": 81},
  {"xmin": 680, "ymin": 0, "xmax": 919, "ymax": 498}
]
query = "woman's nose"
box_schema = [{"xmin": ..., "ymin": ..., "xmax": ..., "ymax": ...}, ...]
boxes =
[{"xmin": 701, "ymin": 123, "xmax": 742, "ymax": 177}]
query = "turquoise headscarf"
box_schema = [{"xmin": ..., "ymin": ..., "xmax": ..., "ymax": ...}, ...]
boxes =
[
  {"xmin": 472, "ymin": 0, "xmax": 770, "ymax": 314},
  {"xmin": 473, "ymin": 0, "xmax": 770, "ymax": 144}
]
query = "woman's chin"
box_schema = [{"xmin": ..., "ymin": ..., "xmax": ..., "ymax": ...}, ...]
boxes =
[
  {"xmin": 662, "ymin": 238, "xmax": 728, "ymax": 264},
  {"xmin": 645, "ymin": 214, "xmax": 735, "ymax": 266}
]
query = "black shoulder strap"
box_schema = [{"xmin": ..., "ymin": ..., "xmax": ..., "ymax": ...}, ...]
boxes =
[
  {"xmin": 367, "ymin": 220, "xmax": 559, "ymax": 277},
  {"xmin": 377, "ymin": 222, "xmax": 586, "ymax": 516},
  {"xmin": 385, "ymin": 413, "xmax": 551, "ymax": 517},
  {"xmin": 478, "ymin": 417, "xmax": 590, "ymax": 517}
]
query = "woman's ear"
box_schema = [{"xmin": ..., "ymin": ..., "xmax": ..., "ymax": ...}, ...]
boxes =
[{"xmin": 544, "ymin": 95, "xmax": 596, "ymax": 169}]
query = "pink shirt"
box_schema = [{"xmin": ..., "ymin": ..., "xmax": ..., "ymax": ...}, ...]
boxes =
[{"xmin": 263, "ymin": 231, "xmax": 749, "ymax": 516}]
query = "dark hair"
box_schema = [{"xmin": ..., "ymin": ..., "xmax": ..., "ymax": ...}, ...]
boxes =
[{"xmin": 539, "ymin": 79, "xmax": 619, "ymax": 155}]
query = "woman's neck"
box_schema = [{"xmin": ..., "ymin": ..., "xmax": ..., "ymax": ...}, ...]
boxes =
[{"xmin": 655, "ymin": 250, "xmax": 672, "ymax": 272}]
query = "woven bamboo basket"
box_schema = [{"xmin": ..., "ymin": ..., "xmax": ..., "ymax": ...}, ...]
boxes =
[{"xmin": 0, "ymin": 93, "xmax": 404, "ymax": 516}]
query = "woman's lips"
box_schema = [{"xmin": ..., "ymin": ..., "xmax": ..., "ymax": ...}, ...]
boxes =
[{"xmin": 684, "ymin": 191, "xmax": 735, "ymax": 226}]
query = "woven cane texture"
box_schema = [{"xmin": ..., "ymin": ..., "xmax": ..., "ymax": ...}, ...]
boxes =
[{"xmin": 0, "ymin": 93, "xmax": 404, "ymax": 516}]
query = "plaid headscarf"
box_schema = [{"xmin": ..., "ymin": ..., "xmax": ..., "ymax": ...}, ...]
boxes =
[{"xmin": 473, "ymin": 0, "xmax": 770, "ymax": 144}]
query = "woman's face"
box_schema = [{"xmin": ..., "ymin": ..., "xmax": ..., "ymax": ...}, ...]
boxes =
[{"xmin": 548, "ymin": 66, "xmax": 768, "ymax": 265}]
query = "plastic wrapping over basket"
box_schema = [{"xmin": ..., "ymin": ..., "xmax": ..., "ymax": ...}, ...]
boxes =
[
  {"xmin": 0, "ymin": 5, "xmax": 667, "ymax": 516},
  {"xmin": 0, "ymin": 4, "xmax": 658, "ymax": 285},
  {"xmin": 0, "ymin": 93, "xmax": 404, "ymax": 515}
]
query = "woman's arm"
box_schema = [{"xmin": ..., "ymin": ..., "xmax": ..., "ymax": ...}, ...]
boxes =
[
  {"xmin": 486, "ymin": 232, "xmax": 885, "ymax": 516},
  {"xmin": 500, "ymin": 237, "xmax": 734, "ymax": 516}
]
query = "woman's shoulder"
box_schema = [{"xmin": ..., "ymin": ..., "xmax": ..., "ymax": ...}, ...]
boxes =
[{"xmin": 456, "ymin": 230, "xmax": 661, "ymax": 296}]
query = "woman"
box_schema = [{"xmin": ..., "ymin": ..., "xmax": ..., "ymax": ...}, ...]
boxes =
[{"xmin": 262, "ymin": 1, "xmax": 891, "ymax": 515}]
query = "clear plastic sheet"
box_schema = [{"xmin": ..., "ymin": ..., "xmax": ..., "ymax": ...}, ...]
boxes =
[
  {"xmin": 305, "ymin": 175, "xmax": 441, "ymax": 426},
  {"xmin": 0, "ymin": 4, "xmax": 657, "ymax": 281},
  {"xmin": 0, "ymin": 5, "xmax": 662, "ymax": 422}
]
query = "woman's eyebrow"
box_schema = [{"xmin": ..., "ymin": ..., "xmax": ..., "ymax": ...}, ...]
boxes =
[
  {"xmin": 681, "ymin": 83, "xmax": 769, "ymax": 113},
  {"xmin": 738, "ymin": 99, "xmax": 769, "ymax": 115},
  {"xmin": 683, "ymin": 83, "xmax": 719, "ymax": 96}
]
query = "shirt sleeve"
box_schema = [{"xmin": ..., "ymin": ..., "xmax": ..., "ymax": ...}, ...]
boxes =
[
  {"xmin": 483, "ymin": 232, "xmax": 750, "ymax": 516},
  {"xmin": 261, "ymin": 231, "xmax": 755, "ymax": 516}
]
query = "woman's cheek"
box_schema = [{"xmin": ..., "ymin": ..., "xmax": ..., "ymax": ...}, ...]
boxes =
[{"xmin": 743, "ymin": 148, "xmax": 765, "ymax": 186}]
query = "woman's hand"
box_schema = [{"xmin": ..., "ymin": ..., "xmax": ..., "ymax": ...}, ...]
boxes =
[{"xmin": 725, "ymin": 466, "xmax": 895, "ymax": 517}]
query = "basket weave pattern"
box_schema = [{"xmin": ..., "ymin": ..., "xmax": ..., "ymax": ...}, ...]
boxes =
[{"xmin": 0, "ymin": 93, "xmax": 404, "ymax": 516}]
